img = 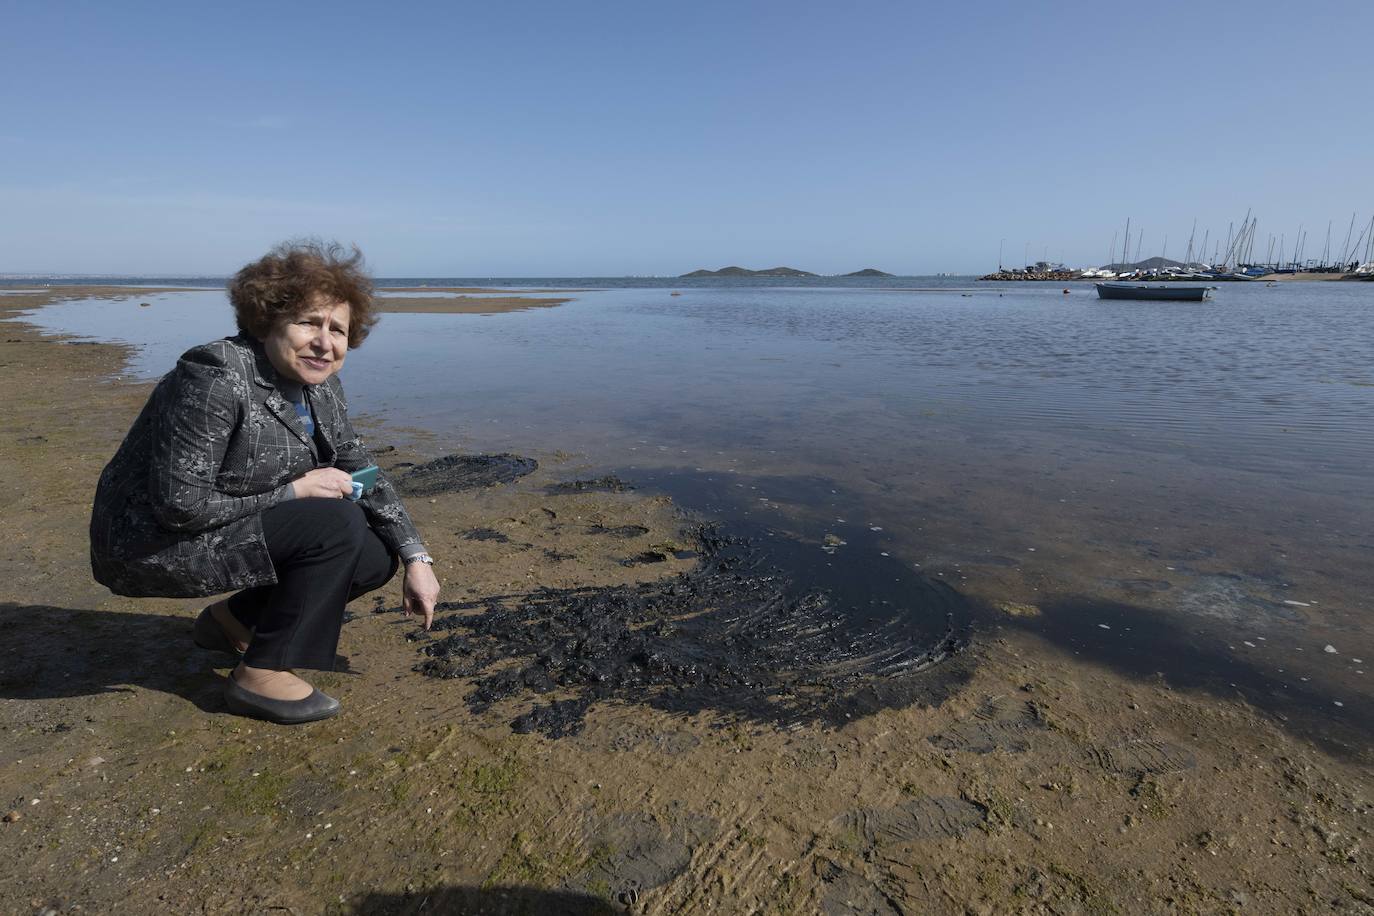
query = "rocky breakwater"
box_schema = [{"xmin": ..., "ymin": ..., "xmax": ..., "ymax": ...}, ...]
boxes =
[{"xmin": 978, "ymin": 269, "xmax": 1083, "ymax": 281}]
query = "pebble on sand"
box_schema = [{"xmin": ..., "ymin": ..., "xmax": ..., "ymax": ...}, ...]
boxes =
[{"xmin": 1324, "ymin": 645, "xmax": 1339, "ymax": 654}]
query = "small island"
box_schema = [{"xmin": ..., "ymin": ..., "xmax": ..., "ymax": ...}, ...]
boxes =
[
  {"xmin": 680, "ymin": 266, "xmax": 818, "ymax": 278},
  {"xmin": 841, "ymin": 268, "xmax": 893, "ymax": 277}
]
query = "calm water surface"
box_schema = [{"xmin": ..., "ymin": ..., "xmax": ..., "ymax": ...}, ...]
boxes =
[{"xmin": 15, "ymin": 280, "xmax": 1373, "ymax": 748}]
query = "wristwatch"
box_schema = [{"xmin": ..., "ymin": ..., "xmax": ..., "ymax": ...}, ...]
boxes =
[{"xmin": 404, "ymin": 552, "xmax": 435, "ymax": 566}]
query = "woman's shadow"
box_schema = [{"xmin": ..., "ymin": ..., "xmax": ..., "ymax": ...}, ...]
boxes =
[{"xmin": 0, "ymin": 601, "xmax": 348, "ymax": 713}]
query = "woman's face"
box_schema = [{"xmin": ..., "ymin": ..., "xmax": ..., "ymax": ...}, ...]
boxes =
[{"xmin": 262, "ymin": 294, "xmax": 351, "ymax": 386}]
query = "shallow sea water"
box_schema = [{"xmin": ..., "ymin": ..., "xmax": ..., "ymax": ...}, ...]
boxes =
[{"xmin": 14, "ymin": 279, "xmax": 1373, "ymax": 750}]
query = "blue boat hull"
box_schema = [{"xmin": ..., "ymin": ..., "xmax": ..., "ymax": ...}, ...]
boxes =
[{"xmin": 1095, "ymin": 283, "xmax": 1211, "ymax": 302}]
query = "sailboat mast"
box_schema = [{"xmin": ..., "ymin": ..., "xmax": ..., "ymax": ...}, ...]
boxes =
[{"xmin": 1351, "ymin": 216, "xmax": 1374, "ymax": 266}]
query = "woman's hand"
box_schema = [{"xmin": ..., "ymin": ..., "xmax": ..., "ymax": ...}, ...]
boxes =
[
  {"xmin": 402, "ymin": 560, "xmax": 440, "ymax": 630},
  {"xmin": 291, "ymin": 467, "xmax": 353, "ymax": 499}
]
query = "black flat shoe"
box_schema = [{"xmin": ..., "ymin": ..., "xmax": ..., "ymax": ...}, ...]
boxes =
[
  {"xmin": 193, "ymin": 606, "xmax": 245, "ymax": 656},
  {"xmin": 224, "ymin": 676, "xmax": 341, "ymax": 725}
]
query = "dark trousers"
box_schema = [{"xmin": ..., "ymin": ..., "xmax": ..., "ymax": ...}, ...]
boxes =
[{"xmin": 228, "ymin": 499, "xmax": 398, "ymax": 671}]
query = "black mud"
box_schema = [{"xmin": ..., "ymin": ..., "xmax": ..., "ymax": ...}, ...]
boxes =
[
  {"xmin": 461, "ymin": 527, "xmax": 511, "ymax": 543},
  {"xmin": 620, "ymin": 549, "xmax": 672, "ymax": 566},
  {"xmin": 549, "ymin": 475, "xmax": 633, "ymax": 494},
  {"xmin": 415, "ymin": 527, "xmax": 970, "ymax": 737},
  {"xmin": 396, "ymin": 453, "xmax": 538, "ymax": 496},
  {"xmin": 587, "ymin": 523, "xmax": 650, "ymax": 539}
]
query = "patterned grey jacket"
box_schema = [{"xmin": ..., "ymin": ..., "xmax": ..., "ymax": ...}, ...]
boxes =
[{"xmin": 90, "ymin": 333, "xmax": 422, "ymax": 598}]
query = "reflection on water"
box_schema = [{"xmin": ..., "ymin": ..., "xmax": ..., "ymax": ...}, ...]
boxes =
[{"xmin": 15, "ymin": 281, "xmax": 1374, "ymax": 737}]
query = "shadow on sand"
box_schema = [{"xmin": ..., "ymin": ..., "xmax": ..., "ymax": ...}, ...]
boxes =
[
  {"xmin": 0, "ymin": 603, "xmax": 226, "ymax": 712},
  {"xmin": 992, "ymin": 596, "xmax": 1371, "ymax": 761},
  {"xmin": 0, "ymin": 602, "xmax": 346, "ymax": 714}
]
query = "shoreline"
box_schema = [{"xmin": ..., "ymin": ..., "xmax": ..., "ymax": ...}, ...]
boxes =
[
  {"xmin": 978, "ymin": 271, "xmax": 1366, "ymax": 282},
  {"xmin": 375, "ymin": 294, "xmax": 572, "ymax": 314},
  {"xmin": 1, "ymin": 288, "xmax": 1369, "ymax": 913}
]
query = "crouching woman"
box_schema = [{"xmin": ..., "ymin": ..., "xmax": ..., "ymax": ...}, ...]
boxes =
[{"xmin": 90, "ymin": 240, "xmax": 439, "ymax": 724}]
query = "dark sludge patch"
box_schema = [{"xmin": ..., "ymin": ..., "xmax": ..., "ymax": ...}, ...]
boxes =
[
  {"xmin": 588, "ymin": 523, "xmax": 650, "ymax": 539},
  {"xmin": 549, "ymin": 475, "xmax": 633, "ymax": 494},
  {"xmin": 396, "ymin": 453, "xmax": 538, "ymax": 497},
  {"xmin": 512, "ymin": 698, "xmax": 593, "ymax": 739},
  {"xmin": 461, "ymin": 527, "xmax": 511, "ymax": 543},
  {"xmin": 621, "ymin": 550, "xmax": 670, "ymax": 566},
  {"xmin": 414, "ymin": 527, "xmax": 970, "ymax": 737}
]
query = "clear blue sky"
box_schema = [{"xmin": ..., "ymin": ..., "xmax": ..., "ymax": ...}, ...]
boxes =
[{"xmin": 2, "ymin": 0, "xmax": 1370, "ymax": 276}]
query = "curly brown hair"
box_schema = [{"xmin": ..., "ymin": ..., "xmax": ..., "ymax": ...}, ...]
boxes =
[{"xmin": 228, "ymin": 239, "xmax": 378, "ymax": 348}]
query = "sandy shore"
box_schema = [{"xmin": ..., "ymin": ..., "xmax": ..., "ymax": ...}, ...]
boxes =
[
  {"xmin": 375, "ymin": 294, "xmax": 572, "ymax": 315},
  {"xmin": 1264, "ymin": 272, "xmax": 1359, "ymax": 282},
  {"xmin": 375, "ymin": 287, "xmax": 588, "ymax": 314},
  {"xmin": 1, "ymin": 288, "xmax": 1369, "ymax": 914}
]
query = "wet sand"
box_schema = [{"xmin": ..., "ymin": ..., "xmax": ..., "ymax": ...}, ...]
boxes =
[
  {"xmin": 1, "ymin": 288, "xmax": 1370, "ymax": 914},
  {"xmin": 379, "ymin": 287, "xmax": 591, "ymax": 294},
  {"xmin": 375, "ymin": 294, "xmax": 572, "ymax": 315},
  {"xmin": 376, "ymin": 286, "xmax": 586, "ymax": 315}
]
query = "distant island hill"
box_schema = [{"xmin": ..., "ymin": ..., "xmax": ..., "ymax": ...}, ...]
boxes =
[{"xmin": 680, "ymin": 266, "xmax": 893, "ymax": 278}]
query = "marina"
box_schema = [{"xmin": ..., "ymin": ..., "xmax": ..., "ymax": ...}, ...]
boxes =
[{"xmin": 982, "ymin": 212, "xmax": 1374, "ymax": 283}]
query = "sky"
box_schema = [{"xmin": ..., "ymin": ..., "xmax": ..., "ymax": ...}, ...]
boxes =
[{"xmin": 2, "ymin": 0, "xmax": 1371, "ymax": 276}]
